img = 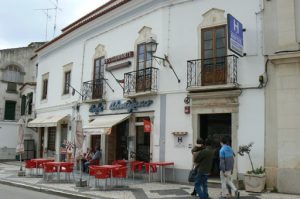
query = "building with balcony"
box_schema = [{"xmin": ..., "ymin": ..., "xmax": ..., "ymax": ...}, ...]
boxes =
[
  {"xmin": 0, "ymin": 42, "xmax": 44, "ymax": 160},
  {"xmin": 32, "ymin": 0, "xmax": 265, "ymax": 183}
]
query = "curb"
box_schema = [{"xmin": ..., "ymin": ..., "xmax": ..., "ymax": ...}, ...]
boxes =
[{"xmin": 0, "ymin": 179, "xmax": 99, "ymax": 199}]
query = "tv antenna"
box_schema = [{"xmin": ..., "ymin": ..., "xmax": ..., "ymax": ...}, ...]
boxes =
[{"xmin": 35, "ymin": 0, "xmax": 62, "ymax": 40}]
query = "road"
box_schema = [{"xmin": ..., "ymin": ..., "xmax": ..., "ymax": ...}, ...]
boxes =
[{"xmin": 0, "ymin": 184, "xmax": 72, "ymax": 199}]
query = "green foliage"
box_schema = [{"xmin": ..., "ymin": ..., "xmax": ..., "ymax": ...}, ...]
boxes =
[
  {"xmin": 246, "ymin": 166, "xmax": 265, "ymax": 175},
  {"xmin": 238, "ymin": 142, "xmax": 265, "ymax": 175}
]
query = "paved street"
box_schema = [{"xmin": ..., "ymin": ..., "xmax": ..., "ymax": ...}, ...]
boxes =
[
  {"xmin": 0, "ymin": 184, "xmax": 72, "ymax": 199},
  {"xmin": 0, "ymin": 161, "xmax": 299, "ymax": 199}
]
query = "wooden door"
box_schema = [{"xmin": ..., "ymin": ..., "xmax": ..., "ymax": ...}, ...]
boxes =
[{"xmin": 201, "ymin": 26, "xmax": 227, "ymax": 86}]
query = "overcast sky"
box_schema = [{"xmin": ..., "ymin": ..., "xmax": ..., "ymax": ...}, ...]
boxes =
[{"xmin": 0, "ymin": 0, "xmax": 110, "ymax": 49}]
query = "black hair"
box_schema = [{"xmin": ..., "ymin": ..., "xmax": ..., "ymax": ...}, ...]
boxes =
[
  {"xmin": 196, "ymin": 138, "xmax": 205, "ymax": 145},
  {"xmin": 221, "ymin": 136, "xmax": 230, "ymax": 145}
]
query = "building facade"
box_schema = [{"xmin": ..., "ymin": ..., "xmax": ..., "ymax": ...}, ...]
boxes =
[
  {"xmin": 0, "ymin": 42, "xmax": 43, "ymax": 160},
  {"xmin": 33, "ymin": 0, "xmax": 265, "ymax": 183},
  {"xmin": 264, "ymin": 0, "xmax": 300, "ymax": 194}
]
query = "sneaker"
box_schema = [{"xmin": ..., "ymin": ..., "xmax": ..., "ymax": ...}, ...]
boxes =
[{"xmin": 235, "ymin": 190, "xmax": 240, "ymax": 199}]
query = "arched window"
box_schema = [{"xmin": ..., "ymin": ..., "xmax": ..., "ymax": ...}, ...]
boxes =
[{"xmin": 1, "ymin": 64, "xmax": 24, "ymax": 83}]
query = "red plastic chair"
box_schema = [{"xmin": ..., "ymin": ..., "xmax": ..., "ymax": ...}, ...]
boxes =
[
  {"xmin": 25, "ymin": 160, "xmax": 36, "ymax": 175},
  {"xmin": 112, "ymin": 166, "xmax": 128, "ymax": 186},
  {"xmin": 131, "ymin": 161, "xmax": 144, "ymax": 180},
  {"xmin": 112, "ymin": 160, "xmax": 127, "ymax": 167},
  {"xmin": 94, "ymin": 167, "xmax": 111, "ymax": 189},
  {"xmin": 60, "ymin": 163, "xmax": 74, "ymax": 182},
  {"xmin": 144, "ymin": 163, "xmax": 158, "ymax": 182},
  {"xmin": 43, "ymin": 163, "xmax": 58, "ymax": 181},
  {"xmin": 88, "ymin": 165, "xmax": 98, "ymax": 186}
]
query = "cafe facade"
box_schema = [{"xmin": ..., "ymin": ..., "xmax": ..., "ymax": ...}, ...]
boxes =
[{"xmin": 33, "ymin": 0, "xmax": 265, "ymax": 183}]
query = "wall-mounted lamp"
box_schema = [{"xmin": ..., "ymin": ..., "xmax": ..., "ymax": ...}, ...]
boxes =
[{"xmin": 146, "ymin": 38, "xmax": 181, "ymax": 83}]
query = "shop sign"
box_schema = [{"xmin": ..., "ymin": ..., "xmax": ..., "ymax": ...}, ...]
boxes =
[
  {"xmin": 143, "ymin": 119, "xmax": 151, "ymax": 133},
  {"xmin": 109, "ymin": 99, "xmax": 153, "ymax": 113},
  {"xmin": 89, "ymin": 103, "xmax": 105, "ymax": 114},
  {"xmin": 105, "ymin": 51, "xmax": 134, "ymax": 64},
  {"xmin": 227, "ymin": 14, "xmax": 244, "ymax": 57}
]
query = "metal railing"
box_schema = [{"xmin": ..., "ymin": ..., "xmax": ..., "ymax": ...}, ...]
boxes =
[
  {"xmin": 187, "ymin": 55, "xmax": 238, "ymax": 88},
  {"xmin": 124, "ymin": 67, "xmax": 158, "ymax": 96},
  {"xmin": 82, "ymin": 79, "xmax": 104, "ymax": 101}
]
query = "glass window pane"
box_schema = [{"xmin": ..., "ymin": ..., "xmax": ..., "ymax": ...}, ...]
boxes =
[
  {"xmin": 203, "ymin": 30, "xmax": 212, "ymax": 40},
  {"xmin": 146, "ymin": 52, "xmax": 152, "ymax": 61},
  {"xmin": 216, "ymin": 38, "xmax": 225, "ymax": 48},
  {"xmin": 204, "ymin": 50, "xmax": 213, "ymax": 59},
  {"xmin": 216, "ymin": 48, "xmax": 226, "ymax": 57},
  {"xmin": 216, "ymin": 28, "xmax": 225, "ymax": 38},
  {"xmin": 204, "ymin": 40, "xmax": 213, "ymax": 49},
  {"xmin": 138, "ymin": 53, "xmax": 145, "ymax": 62},
  {"xmin": 146, "ymin": 60, "xmax": 152, "ymax": 68},
  {"xmin": 138, "ymin": 45, "xmax": 145, "ymax": 54}
]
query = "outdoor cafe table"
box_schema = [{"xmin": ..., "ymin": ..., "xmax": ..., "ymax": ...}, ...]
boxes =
[
  {"xmin": 94, "ymin": 164, "xmax": 122, "ymax": 187},
  {"xmin": 44, "ymin": 161, "xmax": 73, "ymax": 182},
  {"xmin": 145, "ymin": 162, "xmax": 175, "ymax": 183},
  {"xmin": 30, "ymin": 158, "xmax": 54, "ymax": 176}
]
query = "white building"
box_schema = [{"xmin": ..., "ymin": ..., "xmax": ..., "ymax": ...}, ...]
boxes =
[
  {"xmin": 264, "ymin": 0, "xmax": 300, "ymax": 194},
  {"xmin": 0, "ymin": 42, "xmax": 44, "ymax": 160},
  {"xmin": 32, "ymin": 0, "xmax": 265, "ymax": 183}
]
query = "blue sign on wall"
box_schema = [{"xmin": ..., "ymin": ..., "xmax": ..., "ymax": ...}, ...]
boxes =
[{"xmin": 227, "ymin": 14, "xmax": 244, "ymax": 57}]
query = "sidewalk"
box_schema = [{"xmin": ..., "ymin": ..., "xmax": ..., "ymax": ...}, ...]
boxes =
[{"xmin": 0, "ymin": 161, "xmax": 299, "ymax": 199}]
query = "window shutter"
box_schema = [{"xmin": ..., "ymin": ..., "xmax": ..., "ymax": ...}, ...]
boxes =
[
  {"xmin": 21, "ymin": 95, "xmax": 26, "ymax": 115},
  {"xmin": 4, "ymin": 101, "xmax": 16, "ymax": 120}
]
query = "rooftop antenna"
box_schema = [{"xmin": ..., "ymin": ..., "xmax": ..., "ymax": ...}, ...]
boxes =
[
  {"xmin": 35, "ymin": 7, "xmax": 56, "ymax": 41},
  {"xmin": 48, "ymin": 0, "xmax": 62, "ymax": 37}
]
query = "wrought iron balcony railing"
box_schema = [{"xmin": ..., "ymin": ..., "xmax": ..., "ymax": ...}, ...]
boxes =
[
  {"xmin": 124, "ymin": 67, "xmax": 158, "ymax": 96},
  {"xmin": 82, "ymin": 79, "xmax": 104, "ymax": 101},
  {"xmin": 187, "ymin": 55, "xmax": 238, "ymax": 89}
]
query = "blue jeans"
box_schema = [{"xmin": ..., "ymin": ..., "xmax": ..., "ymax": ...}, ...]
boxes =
[
  {"xmin": 83, "ymin": 161, "xmax": 90, "ymax": 173},
  {"xmin": 195, "ymin": 173, "xmax": 208, "ymax": 199}
]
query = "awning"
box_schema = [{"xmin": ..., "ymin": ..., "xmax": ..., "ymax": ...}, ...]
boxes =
[
  {"xmin": 83, "ymin": 113, "xmax": 130, "ymax": 135},
  {"xmin": 28, "ymin": 114, "xmax": 69, "ymax": 127}
]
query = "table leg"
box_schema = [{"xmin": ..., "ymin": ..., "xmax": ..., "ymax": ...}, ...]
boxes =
[
  {"xmin": 148, "ymin": 165, "xmax": 151, "ymax": 182},
  {"xmin": 160, "ymin": 166, "xmax": 163, "ymax": 183},
  {"xmin": 173, "ymin": 165, "xmax": 175, "ymax": 182}
]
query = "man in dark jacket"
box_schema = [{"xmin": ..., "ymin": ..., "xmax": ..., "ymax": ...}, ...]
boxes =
[{"xmin": 193, "ymin": 139, "xmax": 215, "ymax": 199}]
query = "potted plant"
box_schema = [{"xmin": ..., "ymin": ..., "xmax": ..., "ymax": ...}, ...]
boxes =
[{"xmin": 238, "ymin": 142, "xmax": 266, "ymax": 192}]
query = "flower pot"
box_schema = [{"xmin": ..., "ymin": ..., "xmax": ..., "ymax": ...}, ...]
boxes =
[{"xmin": 244, "ymin": 173, "xmax": 266, "ymax": 192}]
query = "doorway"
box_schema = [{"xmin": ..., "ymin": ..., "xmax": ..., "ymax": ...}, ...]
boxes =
[
  {"xmin": 135, "ymin": 117, "xmax": 151, "ymax": 162},
  {"xmin": 199, "ymin": 113, "xmax": 231, "ymax": 177}
]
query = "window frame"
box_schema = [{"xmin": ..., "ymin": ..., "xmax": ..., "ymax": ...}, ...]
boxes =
[
  {"xmin": 4, "ymin": 100, "xmax": 16, "ymax": 120},
  {"xmin": 21, "ymin": 95, "xmax": 26, "ymax": 115},
  {"xmin": 63, "ymin": 70, "xmax": 71, "ymax": 95},
  {"xmin": 42, "ymin": 78, "xmax": 48, "ymax": 100}
]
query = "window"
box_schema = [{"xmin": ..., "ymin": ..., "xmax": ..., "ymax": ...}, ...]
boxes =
[
  {"xmin": 27, "ymin": 92, "xmax": 33, "ymax": 115},
  {"xmin": 6, "ymin": 82, "xmax": 17, "ymax": 93},
  {"xmin": 21, "ymin": 95, "xmax": 26, "ymax": 115},
  {"xmin": 4, "ymin": 100, "xmax": 16, "ymax": 120},
  {"xmin": 201, "ymin": 25, "xmax": 227, "ymax": 85},
  {"xmin": 63, "ymin": 71, "xmax": 71, "ymax": 94},
  {"xmin": 42, "ymin": 78, "xmax": 48, "ymax": 100},
  {"xmin": 92, "ymin": 57, "xmax": 104, "ymax": 99},
  {"xmin": 136, "ymin": 43, "xmax": 153, "ymax": 92},
  {"xmin": 47, "ymin": 127, "xmax": 56, "ymax": 151},
  {"xmin": 1, "ymin": 65, "xmax": 24, "ymax": 83}
]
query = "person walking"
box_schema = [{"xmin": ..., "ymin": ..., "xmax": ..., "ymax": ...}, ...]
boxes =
[
  {"xmin": 219, "ymin": 136, "xmax": 240, "ymax": 199},
  {"xmin": 193, "ymin": 139, "xmax": 215, "ymax": 199},
  {"xmin": 191, "ymin": 138, "xmax": 206, "ymax": 196}
]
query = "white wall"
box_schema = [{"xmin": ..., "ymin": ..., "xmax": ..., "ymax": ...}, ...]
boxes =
[{"xmin": 36, "ymin": 0, "xmax": 264, "ymax": 173}]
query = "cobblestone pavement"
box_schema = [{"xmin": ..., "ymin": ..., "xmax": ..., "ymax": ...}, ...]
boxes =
[{"xmin": 0, "ymin": 161, "xmax": 299, "ymax": 199}]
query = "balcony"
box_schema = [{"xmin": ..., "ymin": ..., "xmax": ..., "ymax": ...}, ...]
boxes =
[
  {"xmin": 82, "ymin": 79, "xmax": 104, "ymax": 102},
  {"xmin": 187, "ymin": 55, "xmax": 238, "ymax": 91},
  {"xmin": 124, "ymin": 67, "xmax": 158, "ymax": 98}
]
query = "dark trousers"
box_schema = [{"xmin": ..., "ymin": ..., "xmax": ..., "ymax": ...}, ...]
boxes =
[{"xmin": 195, "ymin": 173, "xmax": 209, "ymax": 199}]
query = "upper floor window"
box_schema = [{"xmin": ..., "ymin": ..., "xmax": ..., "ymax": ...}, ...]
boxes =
[
  {"xmin": 42, "ymin": 79, "xmax": 48, "ymax": 99},
  {"xmin": 21, "ymin": 95, "xmax": 26, "ymax": 115},
  {"xmin": 6, "ymin": 82, "xmax": 17, "ymax": 93},
  {"xmin": 63, "ymin": 71, "xmax": 71, "ymax": 94},
  {"xmin": 201, "ymin": 25, "xmax": 227, "ymax": 85},
  {"xmin": 4, "ymin": 100, "xmax": 16, "ymax": 120},
  {"xmin": 1, "ymin": 65, "xmax": 24, "ymax": 83},
  {"xmin": 92, "ymin": 57, "xmax": 104, "ymax": 99},
  {"xmin": 27, "ymin": 92, "xmax": 33, "ymax": 115},
  {"xmin": 136, "ymin": 43, "xmax": 153, "ymax": 92}
]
